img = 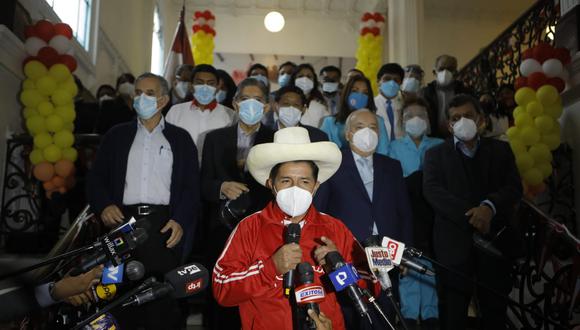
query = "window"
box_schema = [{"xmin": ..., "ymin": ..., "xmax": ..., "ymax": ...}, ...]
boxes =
[
  {"xmin": 44, "ymin": 0, "xmax": 92, "ymax": 50},
  {"xmin": 151, "ymin": 4, "xmax": 164, "ymax": 75}
]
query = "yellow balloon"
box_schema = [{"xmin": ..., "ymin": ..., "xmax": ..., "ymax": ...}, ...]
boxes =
[
  {"xmin": 46, "ymin": 114, "xmax": 64, "ymax": 132},
  {"xmin": 541, "ymin": 133, "xmax": 561, "ymax": 150},
  {"xmin": 544, "ymin": 104, "xmax": 563, "ymax": 119},
  {"xmin": 512, "ymin": 106, "xmax": 525, "ymax": 118},
  {"xmin": 23, "ymin": 79, "xmax": 36, "ymax": 90},
  {"xmin": 64, "ymin": 121, "xmax": 74, "ymax": 131},
  {"xmin": 60, "ymin": 79, "xmax": 79, "ymax": 97},
  {"xmin": 51, "ymin": 89, "xmax": 73, "ymax": 106},
  {"xmin": 23, "ymin": 107, "xmax": 39, "ymax": 119},
  {"xmin": 536, "ymin": 85, "xmax": 559, "ymax": 106},
  {"xmin": 534, "ymin": 115, "xmax": 554, "ymax": 133},
  {"xmin": 33, "ymin": 132, "xmax": 53, "ymax": 149},
  {"xmin": 526, "ymin": 101, "xmax": 543, "ymax": 118},
  {"xmin": 536, "ymin": 162, "xmax": 553, "ymax": 178},
  {"xmin": 514, "ymin": 87, "xmax": 536, "ymax": 106},
  {"xmin": 36, "ymin": 75, "xmax": 58, "ymax": 96},
  {"xmin": 523, "ymin": 168, "xmax": 543, "ymax": 186},
  {"xmin": 515, "ymin": 151, "xmax": 535, "ymax": 172},
  {"xmin": 26, "ymin": 115, "xmax": 46, "ymax": 134},
  {"xmin": 55, "ymin": 104, "xmax": 76, "ymax": 122},
  {"xmin": 29, "ymin": 148, "xmax": 45, "ymax": 165},
  {"xmin": 24, "ymin": 60, "xmax": 48, "ymax": 80},
  {"xmin": 520, "ymin": 126, "xmax": 541, "ymax": 145},
  {"xmin": 37, "ymin": 101, "xmax": 55, "ymax": 117},
  {"xmin": 53, "ymin": 130, "xmax": 75, "ymax": 148},
  {"xmin": 20, "ymin": 89, "xmax": 44, "ymax": 108},
  {"xmin": 514, "ymin": 112, "xmax": 533, "ymax": 127},
  {"xmin": 62, "ymin": 147, "xmax": 78, "ymax": 162},
  {"xmin": 48, "ymin": 64, "xmax": 72, "ymax": 82},
  {"xmin": 528, "ymin": 143, "xmax": 552, "ymax": 163},
  {"xmin": 43, "ymin": 144, "xmax": 62, "ymax": 163},
  {"xmin": 506, "ymin": 127, "xmax": 520, "ymax": 140},
  {"xmin": 509, "ymin": 139, "xmax": 526, "ymax": 155}
]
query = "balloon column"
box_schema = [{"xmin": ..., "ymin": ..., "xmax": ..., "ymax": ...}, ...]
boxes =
[
  {"xmin": 191, "ymin": 10, "xmax": 216, "ymax": 65},
  {"xmin": 21, "ymin": 20, "xmax": 78, "ymax": 199},
  {"xmin": 355, "ymin": 12, "xmax": 385, "ymax": 95},
  {"xmin": 507, "ymin": 43, "xmax": 570, "ymax": 196}
]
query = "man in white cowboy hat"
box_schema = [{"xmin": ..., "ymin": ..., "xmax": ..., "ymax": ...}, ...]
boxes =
[{"xmin": 212, "ymin": 127, "xmax": 376, "ymax": 330}]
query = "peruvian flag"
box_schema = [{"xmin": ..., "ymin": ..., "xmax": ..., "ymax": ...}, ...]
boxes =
[{"xmin": 163, "ymin": 6, "xmax": 194, "ymax": 85}]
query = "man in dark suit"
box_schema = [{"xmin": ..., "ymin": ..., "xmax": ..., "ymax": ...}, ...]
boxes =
[
  {"xmin": 201, "ymin": 77, "xmax": 275, "ymax": 329},
  {"xmin": 423, "ymin": 94, "xmax": 522, "ymax": 330},
  {"xmin": 272, "ymin": 85, "xmax": 328, "ymax": 142},
  {"xmin": 87, "ymin": 73, "xmax": 199, "ymax": 329},
  {"xmin": 315, "ymin": 109, "xmax": 413, "ymax": 329},
  {"xmin": 420, "ymin": 55, "xmax": 473, "ymax": 138}
]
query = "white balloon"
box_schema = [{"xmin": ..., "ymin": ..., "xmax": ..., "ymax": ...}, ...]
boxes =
[
  {"xmin": 206, "ymin": 19, "xmax": 215, "ymax": 28},
  {"xmin": 542, "ymin": 58, "xmax": 563, "ymax": 78},
  {"xmin": 197, "ymin": 18, "xmax": 206, "ymax": 26},
  {"xmin": 520, "ymin": 58, "xmax": 542, "ymax": 77},
  {"xmin": 49, "ymin": 35, "xmax": 72, "ymax": 54},
  {"xmin": 24, "ymin": 37, "xmax": 47, "ymax": 56}
]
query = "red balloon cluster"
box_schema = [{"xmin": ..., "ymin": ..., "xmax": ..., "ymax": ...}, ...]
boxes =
[
  {"xmin": 194, "ymin": 10, "xmax": 215, "ymax": 20},
  {"xmin": 23, "ymin": 20, "xmax": 77, "ymax": 72},
  {"xmin": 517, "ymin": 43, "xmax": 570, "ymax": 93},
  {"xmin": 362, "ymin": 12, "xmax": 385, "ymax": 22},
  {"xmin": 192, "ymin": 10, "xmax": 216, "ymax": 36},
  {"xmin": 359, "ymin": 12, "xmax": 384, "ymax": 36}
]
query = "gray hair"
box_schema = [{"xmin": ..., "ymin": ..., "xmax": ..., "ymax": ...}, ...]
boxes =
[
  {"xmin": 234, "ymin": 77, "xmax": 270, "ymax": 103},
  {"xmin": 344, "ymin": 109, "xmax": 377, "ymax": 135},
  {"xmin": 135, "ymin": 72, "xmax": 170, "ymax": 96}
]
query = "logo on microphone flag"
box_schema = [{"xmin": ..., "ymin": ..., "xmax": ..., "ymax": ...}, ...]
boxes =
[
  {"xmin": 295, "ymin": 284, "xmax": 325, "ymax": 304},
  {"xmin": 381, "ymin": 237, "xmax": 405, "ymax": 265},
  {"xmin": 102, "ymin": 262, "xmax": 124, "ymax": 284},
  {"xmin": 365, "ymin": 247, "xmax": 395, "ymax": 273},
  {"xmin": 329, "ymin": 264, "xmax": 360, "ymax": 292},
  {"xmin": 186, "ymin": 278, "xmax": 203, "ymax": 294}
]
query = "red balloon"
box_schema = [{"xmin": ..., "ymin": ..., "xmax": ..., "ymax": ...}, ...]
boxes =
[
  {"xmin": 203, "ymin": 10, "xmax": 212, "ymax": 20},
  {"xmin": 34, "ymin": 20, "xmax": 55, "ymax": 43},
  {"xmin": 373, "ymin": 13, "xmax": 385, "ymax": 22},
  {"xmin": 362, "ymin": 12, "xmax": 373, "ymax": 21},
  {"xmin": 361, "ymin": 27, "xmax": 371, "ymax": 36},
  {"xmin": 23, "ymin": 56, "xmax": 38, "ymax": 66},
  {"xmin": 24, "ymin": 26, "xmax": 37, "ymax": 39},
  {"xmin": 533, "ymin": 43, "xmax": 554, "ymax": 63},
  {"xmin": 370, "ymin": 27, "xmax": 380, "ymax": 36},
  {"xmin": 208, "ymin": 27, "xmax": 216, "ymax": 36},
  {"xmin": 59, "ymin": 54, "xmax": 77, "ymax": 72},
  {"xmin": 553, "ymin": 47, "xmax": 571, "ymax": 65},
  {"xmin": 37, "ymin": 46, "xmax": 59, "ymax": 67},
  {"xmin": 527, "ymin": 71, "xmax": 547, "ymax": 90},
  {"xmin": 547, "ymin": 77, "xmax": 565, "ymax": 93},
  {"xmin": 193, "ymin": 25, "xmax": 201, "ymax": 33},
  {"xmin": 522, "ymin": 48, "xmax": 534, "ymax": 60},
  {"xmin": 53, "ymin": 23, "xmax": 73, "ymax": 39},
  {"xmin": 514, "ymin": 76, "xmax": 528, "ymax": 90}
]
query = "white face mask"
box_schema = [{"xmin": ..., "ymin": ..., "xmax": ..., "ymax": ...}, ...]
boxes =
[
  {"xmin": 436, "ymin": 70, "xmax": 453, "ymax": 87},
  {"xmin": 322, "ymin": 82, "xmax": 339, "ymax": 93},
  {"xmin": 452, "ymin": 117, "xmax": 478, "ymax": 141},
  {"xmin": 275, "ymin": 186, "xmax": 313, "ymax": 217},
  {"xmin": 352, "ymin": 127, "xmax": 379, "ymax": 153},
  {"xmin": 295, "ymin": 77, "xmax": 314, "ymax": 95},
  {"xmin": 99, "ymin": 95, "xmax": 114, "ymax": 104},
  {"xmin": 174, "ymin": 81, "xmax": 189, "ymax": 99},
  {"xmin": 278, "ymin": 106, "xmax": 302, "ymax": 127},
  {"xmin": 118, "ymin": 82, "xmax": 135, "ymax": 97},
  {"xmin": 401, "ymin": 77, "xmax": 420, "ymax": 93},
  {"xmin": 405, "ymin": 117, "xmax": 427, "ymax": 138}
]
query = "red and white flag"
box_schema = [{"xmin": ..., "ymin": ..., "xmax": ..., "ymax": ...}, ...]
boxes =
[{"xmin": 163, "ymin": 6, "xmax": 194, "ymax": 85}]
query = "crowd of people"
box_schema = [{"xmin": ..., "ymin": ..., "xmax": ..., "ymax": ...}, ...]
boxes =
[{"xmin": 20, "ymin": 54, "xmax": 522, "ymax": 329}]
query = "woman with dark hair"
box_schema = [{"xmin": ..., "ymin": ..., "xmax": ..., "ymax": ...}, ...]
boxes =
[
  {"xmin": 480, "ymin": 91, "xmax": 509, "ymax": 140},
  {"xmin": 216, "ymin": 69, "xmax": 237, "ymax": 109},
  {"xmin": 319, "ymin": 75, "xmax": 390, "ymax": 155},
  {"xmin": 290, "ymin": 63, "xmax": 329, "ymax": 127}
]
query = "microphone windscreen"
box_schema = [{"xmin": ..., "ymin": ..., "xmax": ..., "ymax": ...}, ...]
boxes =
[
  {"xmin": 131, "ymin": 228, "xmax": 148, "ymax": 245},
  {"xmin": 297, "ymin": 262, "xmax": 314, "ymax": 284},
  {"xmin": 324, "ymin": 251, "xmax": 344, "ymax": 269},
  {"xmin": 125, "ymin": 260, "xmax": 145, "ymax": 281},
  {"xmin": 284, "ymin": 223, "xmax": 301, "ymax": 244},
  {"xmin": 362, "ymin": 235, "xmax": 381, "ymax": 248},
  {"xmin": 164, "ymin": 263, "xmax": 209, "ymax": 298}
]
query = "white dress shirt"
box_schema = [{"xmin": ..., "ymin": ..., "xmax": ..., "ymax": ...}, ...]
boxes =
[
  {"xmin": 352, "ymin": 151, "xmax": 378, "ymax": 235},
  {"xmin": 237, "ymin": 123, "xmax": 259, "ymax": 169},
  {"xmin": 300, "ymin": 99, "xmax": 330, "ymax": 128},
  {"xmin": 123, "ymin": 117, "xmax": 172, "ymax": 205},
  {"xmin": 166, "ymin": 101, "xmax": 235, "ymax": 162},
  {"xmin": 374, "ymin": 93, "xmax": 405, "ymax": 141}
]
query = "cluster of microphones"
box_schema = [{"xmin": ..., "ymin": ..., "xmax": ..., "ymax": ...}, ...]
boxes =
[{"xmin": 283, "ymin": 223, "xmax": 434, "ymax": 329}]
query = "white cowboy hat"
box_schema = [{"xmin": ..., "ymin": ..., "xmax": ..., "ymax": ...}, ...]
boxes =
[{"xmin": 247, "ymin": 127, "xmax": 342, "ymax": 186}]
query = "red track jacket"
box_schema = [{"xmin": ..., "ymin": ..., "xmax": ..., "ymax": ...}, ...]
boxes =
[{"xmin": 213, "ymin": 201, "xmax": 374, "ymax": 330}]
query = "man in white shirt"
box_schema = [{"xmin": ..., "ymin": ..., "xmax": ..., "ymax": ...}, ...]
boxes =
[
  {"xmin": 166, "ymin": 64, "xmax": 235, "ymax": 162},
  {"xmin": 374, "ymin": 63, "xmax": 406, "ymax": 141}
]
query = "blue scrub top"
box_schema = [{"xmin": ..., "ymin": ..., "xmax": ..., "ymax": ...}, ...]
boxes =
[{"xmin": 388, "ymin": 134, "xmax": 444, "ymax": 177}]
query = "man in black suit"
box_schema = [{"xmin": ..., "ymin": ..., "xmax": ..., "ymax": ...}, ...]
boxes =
[
  {"xmin": 200, "ymin": 77, "xmax": 275, "ymax": 329},
  {"xmin": 272, "ymin": 85, "xmax": 328, "ymax": 142},
  {"xmin": 423, "ymin": 94, "xmax": 522, "ymax": 329}
]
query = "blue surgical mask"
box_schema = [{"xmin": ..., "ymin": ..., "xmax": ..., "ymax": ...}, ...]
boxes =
[
  {"xmin": 238, "ymin": 99, "xmax": 264, "ymax": 125},
  {"xmin": 194, "ymin": 84, "xmax": 216, "ymax": 105},
  {"xmin": 133, "ymin": 94, "xmax": 158, "ymax": 120},
  {"xmin": 347, "ymin": 92, "xmax": 368, "ymax": 110},
  {"xmin": 380, "ymin": 80, "xmax": 400, "ymax": 98},
  {"xmin": 278, "ymin": 73, "xmax": 291, "ymax": 87},
  {"xmin": 216, "ymin": 90, "xmax": 227, "ymax": 104},
  {"xmin": 251, "ymin": 74, "xmax": 269, "ymax": 87}
]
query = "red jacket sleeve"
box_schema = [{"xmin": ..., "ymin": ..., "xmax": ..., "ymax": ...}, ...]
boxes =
[{"xmin": 212, "ymin": 221, "xmax": 281, "ymax": 307}]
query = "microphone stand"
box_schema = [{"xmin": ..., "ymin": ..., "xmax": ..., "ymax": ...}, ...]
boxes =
[
  {"xmin": 71, "ymin": 277, "xmax": 156, "ymax": 330},
  {"xmin": 405, "ymin": 248, "xmax": 566, "ymax": 329},
  {"xmin": 361, "ymin": 288, "xmax": 395, "ymax": 330}
]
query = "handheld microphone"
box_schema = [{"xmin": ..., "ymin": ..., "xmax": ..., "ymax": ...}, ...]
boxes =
[
  {"xmin": 122, "ymin": 263, "xmax": 209, "ymax": 307},
  {"xmin": 325, "ymin": 251, "xmax": 371, "ymax": 322},
  {"xmin": 93, "ymin": 260, "xmax": 145, "ymax": 302},
  {"xmin": 295, "ymin": 262, "xmax": 325, "ymax": 329},
  {"xmin": 379, "ymin": 236, "xmax": 435, "ymax": 276},
  {"xmin": 70, "ymin": 228, "xmax": 148, "ymax": 276},
  {"xmin": 284, "ymin": 223, "xmax": 301, "ymax": 297},
  {"xmin": 362, "ymin": 238, "xmax": 394, "ymax": 292}
]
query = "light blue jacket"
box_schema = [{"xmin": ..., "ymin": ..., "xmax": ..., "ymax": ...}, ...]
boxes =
[{"xmin": 388, "ymin": 134, "xmax": 444, "ymax": 177}]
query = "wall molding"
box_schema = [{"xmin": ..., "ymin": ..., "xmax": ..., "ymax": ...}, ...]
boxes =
[{"xmin": 0, "ymin": 25, "xmax": 26, "ymax": 80}]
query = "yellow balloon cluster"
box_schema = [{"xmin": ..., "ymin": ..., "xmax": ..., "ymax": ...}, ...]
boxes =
[
  {"xmin": 509, "ymin": 85, "xmax": 562, "ymax": 187},
  {"xmin": 21, "ymin": 60, "xmax": 78, "ymax": 197},
  {"xmin": 355, "ymin": 34, "xmax": 383, "ymax": 95}
]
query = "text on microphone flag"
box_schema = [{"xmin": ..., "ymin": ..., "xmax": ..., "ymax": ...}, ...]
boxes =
[
  {"xmin": 186, "ymin": 278, "xmax": 203, "ymax": 294},
  {"xmin": 295, "ymin": 285, "xmax": 325, "ymax": 304},
  {"xmin": 178, "ymin": 264, "xmax": 201, "ymax": 276}
]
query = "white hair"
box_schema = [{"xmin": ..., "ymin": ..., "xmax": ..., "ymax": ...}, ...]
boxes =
[{"xmin": 344, "ymin": 109, "xmax": 377, "ymax": 139}]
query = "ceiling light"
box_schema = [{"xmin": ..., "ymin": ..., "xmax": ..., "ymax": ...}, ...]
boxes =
[{"xmin": 264, "ymin": 11, "xmax": 285, "ymax": 33}]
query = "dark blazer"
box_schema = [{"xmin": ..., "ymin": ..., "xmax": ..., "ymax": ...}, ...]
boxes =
[
  {"xmin": 201, "ymin": 125, "xmax": 275, "ymax": 217},
  {"xmin": 300, "ymin": 124, "xmax": 328, "ymax": 142},
  {"xmin": 315, "ymin": 149, "xmax": 413, "ymax": 245},
  {"xmin": 420, "ymin": 80, "xmax": 473, "ymax": 138},
  {"xmin": 423, "ymin": 138, "xmax": 522, "ymax": 264},
  {"xmin": 87, "ymin": 119, "xmax": 200, "ymax": 234}
]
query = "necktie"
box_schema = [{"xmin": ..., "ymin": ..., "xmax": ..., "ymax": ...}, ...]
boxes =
[
  {"xmin": 357, "ymin": 157, "xmax": 373, "ymax": 200},
  {"xmin": 386, "ymin": 99, "xmax": 395, "ymax": 141}
]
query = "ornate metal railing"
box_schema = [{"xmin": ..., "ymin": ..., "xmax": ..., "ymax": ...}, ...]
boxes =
[
  {"xmin": 0, "ymin": 134, "xmax": 101, "ymax": 252},
  {"xmin": 457, "ymin": 0, "xmax": 560, "ymax": 95}
]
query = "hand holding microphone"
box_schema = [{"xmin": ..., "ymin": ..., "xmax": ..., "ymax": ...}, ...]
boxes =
[{"xmin": 277, "ymin": 223, "xmax": 302, "ymax": 297}]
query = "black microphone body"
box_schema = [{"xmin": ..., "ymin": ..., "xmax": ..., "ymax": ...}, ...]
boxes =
[
  {"xmin": 122, "ymin": 283, "xmax": 173, "ymax": 307},
  {"xmin": 283, "ymin": 223, "xmax": 301, "ymax": 297},
  {"xmin": 296, "ymin": 262, "xmax": 320, "ymax": 329}
]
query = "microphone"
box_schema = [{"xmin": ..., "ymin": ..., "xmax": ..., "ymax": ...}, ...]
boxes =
[
  {"xmin": 122, "ymin": 263, "xmax": 209, "ymax": 307},
  {"xmin": 70, "ymin": 228, "xmax": 148, "ymax": 276},
  {"xmin": 362, "ymin": 241, "xmax": 394, "ymax": 292},
  {"xmin": 284, "ymin": 223, "xmax": 301, "ymax": 297},
  {"xmin": 365, "ymin": 235, "xmax": 435, "ymax": 276},
  {"xmin": 93, "ymin": 260, "xmax": 145, "ymax": 301},
  {"xmin": 295, "ymin": 262, "xmax": 325, "ymax": 329},
  {"xmin": 325, "ymin": 251, "xmax": 371, "ymax": 322}
]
